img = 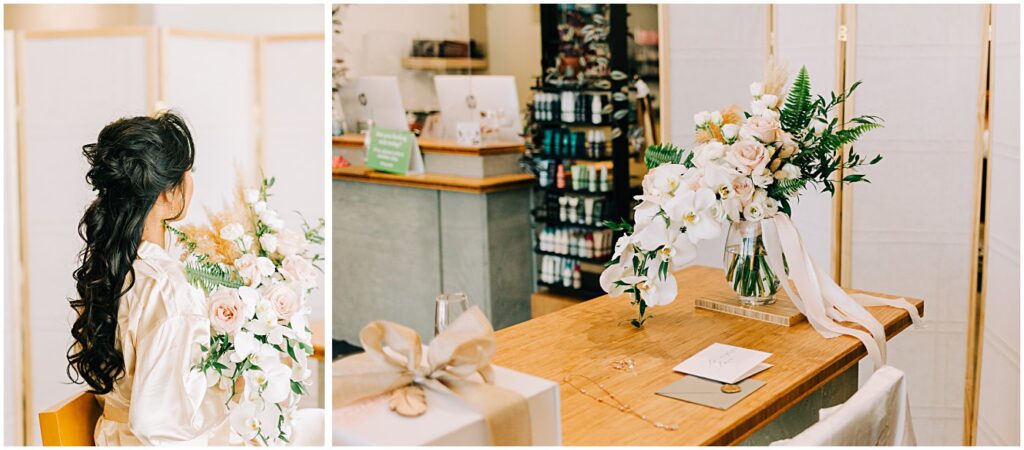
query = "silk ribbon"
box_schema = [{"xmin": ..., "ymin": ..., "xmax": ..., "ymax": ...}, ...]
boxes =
[
  {"xmin": 761, "ymin": 214, "xmax": 924, "ymax": 370},
  {"xmin": 333, "ymin": 306, "xmax": 532, "ymax": 446}
]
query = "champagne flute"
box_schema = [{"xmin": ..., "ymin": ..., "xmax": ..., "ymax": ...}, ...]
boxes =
[{"xmin": 434, "ymin": 293, "xmax": 470, "ymax": 336}]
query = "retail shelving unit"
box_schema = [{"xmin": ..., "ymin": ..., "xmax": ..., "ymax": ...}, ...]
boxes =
[{"xmin": 527, "ymin": 4, "xmax": 633, "ymax": 299}]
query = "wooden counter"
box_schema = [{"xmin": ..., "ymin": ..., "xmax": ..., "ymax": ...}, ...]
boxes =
[
  {"xmin": 492, "ymin": 266, "xmax": 924, "ymax": 446},
  {"xmin": 332, "ymin": 165, "xmax": 534, "ymax": 194},
  {"xmin": 332, "ymin": 134, "xmax": 525, "ymax": 156}
]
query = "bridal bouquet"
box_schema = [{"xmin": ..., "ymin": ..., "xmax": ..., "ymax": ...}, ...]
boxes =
[
  {"xmin": 602, "ymin": 66, "xmax": 883, "ymax": 327},
  {"xmin": 167, "ymin": 175, "xmax": 325, "ymax": 445}
]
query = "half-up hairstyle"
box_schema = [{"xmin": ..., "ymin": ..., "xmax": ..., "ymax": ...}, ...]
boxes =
[{"xmin": 68, "ymin": 111, "xmax": 196, "ymax": 394}]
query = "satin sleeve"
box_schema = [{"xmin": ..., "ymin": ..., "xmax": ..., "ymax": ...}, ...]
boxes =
[{"xmin": 127, "ymin": 312, "xmax": 226, "ymax": 445}]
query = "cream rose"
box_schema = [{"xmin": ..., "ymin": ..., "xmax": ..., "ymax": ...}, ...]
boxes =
[
  {"xmin": 693, "ymin": 141, "xmax": 726, "ymax": 168},
  {"xmin": 279, "ymin": 255, "xmax": 318, "ymax": 289},
  {"xmin": 235, "ymin": 254, "xmax": 262, "ymax": 287},
  {"xmin": 261, "ymin": 283, "xmax": 300, "ymax": 322},
  {"xmin": 275, "ymin": 229, "xmax": 308, "ymax": 257},
  {"xmin": 725, "ymin": 140, "xmax": 771, "ymax": 175},
  {"xmin": 208, "ymin": 288, "xmax": 245, "ymax": 333},
  {"xmin": 740, "ymin": 116, "xmax": 780, "ymax": 144}
]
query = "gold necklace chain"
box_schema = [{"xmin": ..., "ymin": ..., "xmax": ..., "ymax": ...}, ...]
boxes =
[{"xmin": 562, "ymin": 374, "xmax": 679, "ymax": 431}]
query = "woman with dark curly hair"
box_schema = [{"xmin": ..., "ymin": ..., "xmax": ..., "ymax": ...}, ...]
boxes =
[{"xmin": 66, "ymin": 111, "xmax": 231, "ymax": 445}]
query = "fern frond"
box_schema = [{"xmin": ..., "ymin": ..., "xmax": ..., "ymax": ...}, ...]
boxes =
[
  {"xmin": 644, "ymin": 143, "xmax": 687, "ymax": 169},
  {"xmin": 768, "ymin": 178, "xmax": 807, "ymax": 199},
  {"xmin": 780, "ymin": 66, "xmax": 812, "ymax": 132},
  {"xmin": 835, "ymin": 122, "xmax": 882, "ymax": 145},
  {"xmin": 184, "ymin": 260, "xmax": 245, "ymax": 294}
]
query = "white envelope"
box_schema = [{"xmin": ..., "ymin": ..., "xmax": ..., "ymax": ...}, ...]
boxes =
[{"xmin": 673, "ymin": 343, "xmax": 773, "ymax": 384}]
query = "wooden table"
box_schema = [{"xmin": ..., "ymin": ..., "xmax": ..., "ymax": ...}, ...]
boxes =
[{"xmin": 492, "ymin": 266, "xmax": 924, "ymax": 445}]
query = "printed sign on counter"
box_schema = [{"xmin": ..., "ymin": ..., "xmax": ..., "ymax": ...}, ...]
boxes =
[{"xmin": 365, "ymin": 127, "xmax": 423, "ymax": 175}]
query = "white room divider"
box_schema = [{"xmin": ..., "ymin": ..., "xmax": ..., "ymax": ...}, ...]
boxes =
[
  {"xmin": 4, "ymin": 30, "xmax": 25, "ymax": 446},
  {"xmin": 773, "ymin": 4, "xmax": 838, "ymax": 275},
  {"xmin": 16, "ymin": 28, "xmax": 154, "ymax": 445},
  {"xmin": 663, "ymin": 4, "xmax": 767, "ymax": 267},
  {"xmin": 977, "ymin": 4, "xmax": 1020, "ymax": 446},
  {"xmin": 260, "ymin": 34, "xmax": 326, "ymax": 322},
  {"xmin": 161, "ymin": 29, "xmax": 258, "ymax": 219},
  {"xmin": 847, "ymin": 5, "xmax": 986, "ymax": 445}
]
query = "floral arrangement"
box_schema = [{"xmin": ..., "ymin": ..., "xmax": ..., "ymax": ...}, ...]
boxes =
[
  {"xmin": 601, "ymin": 66, "xmax": 883, "ymax": 327},
  {"xmin": 167, "ymin": 175, "xmax": 324, "ymax": 445}
]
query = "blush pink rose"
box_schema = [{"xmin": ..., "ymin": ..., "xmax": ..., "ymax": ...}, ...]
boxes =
[
  {"xmin": 279, "ymin": 255, "xmax": 318, "ymax": 289},
  {"xmin": 732, "ymin": 176, "xmax": 755, "ymax": 206},
  {"xmin": 726, "ymin": 140, "xmax": 771, "ymax": 175},
  {"xmin": 740, "ymin": 116, "xmax": 781, "ymax": 144},
  {"xmin": 208, "ymin": 288, "xmax": 245, "ymax": 334},
  {"xmin": 261, "ymin": 283, "xmax": 300, "ymax": 321}
]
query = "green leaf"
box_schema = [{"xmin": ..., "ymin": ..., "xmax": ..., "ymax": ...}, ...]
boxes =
[{"xmin": 644, "ymin": 143, "xmax": 686, "ymax": 169}]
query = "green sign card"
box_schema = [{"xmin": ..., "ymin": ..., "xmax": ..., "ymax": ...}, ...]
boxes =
[{"xmin": 365, "ymin": 127, "xmax": 417, "ymax": 175}]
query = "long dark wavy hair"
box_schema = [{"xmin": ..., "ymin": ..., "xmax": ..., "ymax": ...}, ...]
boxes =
[{"xmin": 68, "ymin": 111, "xmax": 196, "ymax": 394}]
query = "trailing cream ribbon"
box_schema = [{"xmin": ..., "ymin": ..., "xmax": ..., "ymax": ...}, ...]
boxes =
[
  {"xmin": 333, "ymin": 306, "xmax": 532, "ymax": 446},
  {"xmin": 761, "ymin": 214, "xmax": 923, "ymax": 371}
]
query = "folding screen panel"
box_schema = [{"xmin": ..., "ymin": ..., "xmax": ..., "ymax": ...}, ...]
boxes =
[
  {"xmin": 4, "ymin": 30, "xmax": 24, "ymax": 446},
  {"xmin": 977, "ymin": 4, "xmax": 1020, "ymax": 446},
  {"xmin": 847, "ymin": 5, "xmax": 985, "ymax": 445},
  {"xmin": 161, "ymin": 30, "xmax": 258, "ymax": 222},
  {"xmin": 664, "ymin": 4, "xmax": 767, "ymax": 267},
  {"xmin": 18, "ymin": 29, "xmax": 152, "ymax": 445},
  {"xmin": 260, "ymin": 35, "xmax": 326, "ymax": 321},
  {"xmin": 773, "ymin": 4, "xmax": 837, "ymax": 274}
]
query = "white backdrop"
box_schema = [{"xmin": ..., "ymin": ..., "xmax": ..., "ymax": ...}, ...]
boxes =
[
  {"xmin": 17, "ymin": 31, "xmax": 151, "ymax": 446},
  {"xmin": 162, "ymin": 31, "xmax": 258, "ymax": 218},
  {"xmin": 847, "ymin": 5, "xmax": 984, "ymax": 444},
  {"xmin": 977, "ymin": 3, "xmax": 1020, "ymax": 446}
]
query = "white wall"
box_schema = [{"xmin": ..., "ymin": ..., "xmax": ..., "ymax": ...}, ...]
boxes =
[
  {"xmin": 977, "ymin": 4, "xmax": 1020, "ymax": 446},
  {"xmin": 338, "ymin": 4, "xmax": 470, "ymax": 112}
]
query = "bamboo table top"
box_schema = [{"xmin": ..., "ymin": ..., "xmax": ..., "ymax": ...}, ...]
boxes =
[{"xmin": 492, "ymin": 265, "xmax": 924, "ymax": 446}]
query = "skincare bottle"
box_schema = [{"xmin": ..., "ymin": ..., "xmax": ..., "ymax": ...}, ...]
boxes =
[
  {"xmin": 573, "ymin": 266, "xmax": 582, "ymax": 289},
  {"xmin": 562, "ymin": 262, "xmax": 572, "ymax": 287},
  {"xmin": 583, "ymin": 198, "xmax": 595, "ymax": 226},
  {"xmin": 556, "ymin": 164, "xmax": 566, "ymax": 189},
  {"xmin": 593, "ymin": 231, "xmax": 605, "ymax": 259},
  {"xmin": 558, "ymin": 196, "xmax": 568, "ymax": 222},
  {"xmin": 592, "ymin": 199, "xmax": 603, "ymax": 225},
  {"xmin": 561, "ymin": 91, "xmax": 574, "ymax": 123},
  {"xmin": 567, "ymin": 197, "xmax": 579, "ymax": 224},
  {"xmin": 592, "ymin": 95, "xmax": 602, "ymax": 124},
  {"xmin": 588, "ymin": 165, "xmax": 597, "ymax": 193},
  {"xmin": 599, "ymin": 166, "xmax": 609, "ymax": 192}
]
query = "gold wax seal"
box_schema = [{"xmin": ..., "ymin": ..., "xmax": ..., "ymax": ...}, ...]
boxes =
[{"xmin": 721, "ymin": 384, "xmax": 742, "ymax": 394}]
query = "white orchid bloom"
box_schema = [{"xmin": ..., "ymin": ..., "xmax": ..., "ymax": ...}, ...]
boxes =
[
  {"xmin": 658, "ymin": 228, "xmax": 697, "ymax": 268},
  {"xmin": 665, "ymin": 188, "xmax": 722, "ymax": 244},
  {"xmin": 621, "ymin": 262, "xmax": 679, "ymax": 307},
  {"xmin": 600, "ymin": 261, "xmax": 635, "ymax": 297},
  {"xmin": 231, "ymin": 331, "xmax": 258, "ymax": 363},
  {"xmin": 229, "ymin": 400, "xmax": 260, "ymax": 441}
]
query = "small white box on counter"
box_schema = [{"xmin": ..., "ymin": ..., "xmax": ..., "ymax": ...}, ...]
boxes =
[{"xmin": 333, "ymin": 365, "xmax": 561, "ymax": 445}]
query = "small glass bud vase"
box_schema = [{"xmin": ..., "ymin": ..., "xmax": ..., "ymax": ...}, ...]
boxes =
[{"xmin": 723, "ymin": 221, "xmax": 780, "ymax": 306}]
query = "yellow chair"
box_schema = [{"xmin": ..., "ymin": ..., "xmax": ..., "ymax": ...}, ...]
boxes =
[{"xmin": 38, "ymin": 391, "xmax": 101, "ymax": 446}]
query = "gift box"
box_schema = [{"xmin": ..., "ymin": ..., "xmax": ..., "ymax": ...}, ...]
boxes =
[{"xmin": 333, "ymin": 364, "xmax": 561, "ymax": 445}]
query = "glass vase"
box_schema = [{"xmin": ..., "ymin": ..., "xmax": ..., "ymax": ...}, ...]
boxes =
[{"xmin": 723, "ymin": 221, "xmax": 779, "ymax": 306}]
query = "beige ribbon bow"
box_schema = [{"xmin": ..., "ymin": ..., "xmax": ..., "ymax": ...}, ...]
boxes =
[{"xmin": 333, "ymin": 306, "xmax": 532, "ymax": 446}]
